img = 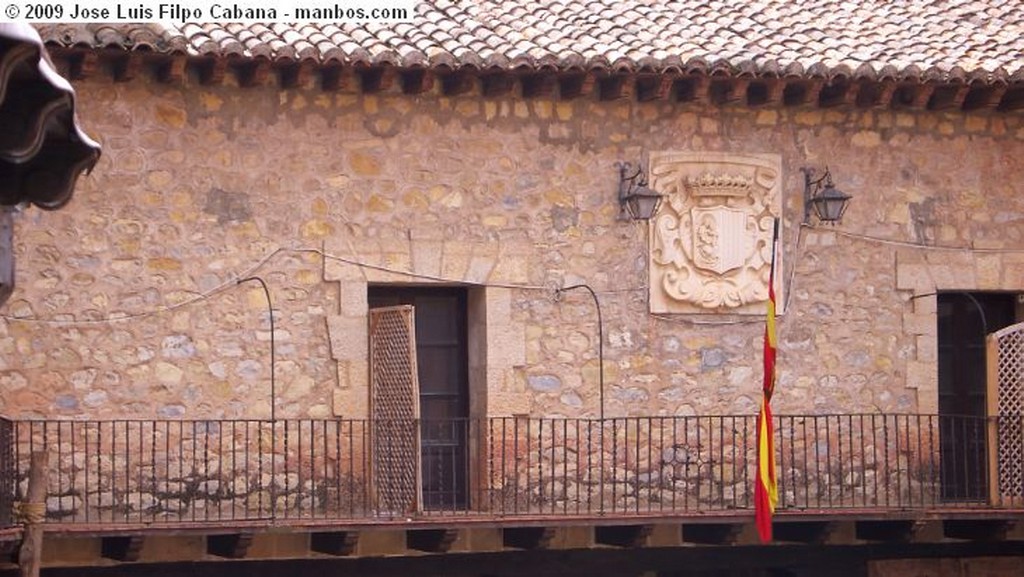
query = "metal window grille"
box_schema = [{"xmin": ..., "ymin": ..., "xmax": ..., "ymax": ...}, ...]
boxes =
[
  {"xmin": 991, "ymin": 321, "xmax": 1024, "ymax": 501},
  {"xmin": 369, "ymin": 306, "xmax": 422, "ymax": 515}
]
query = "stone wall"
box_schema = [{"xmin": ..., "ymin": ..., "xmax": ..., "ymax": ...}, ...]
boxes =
[{"xmin": 0, "ymin": 73, "xmax": 1022, "ymax": 420}]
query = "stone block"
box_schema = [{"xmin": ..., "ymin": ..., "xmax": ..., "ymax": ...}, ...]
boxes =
[
  {"xmin": 327, "ymin": 316, "xmax": 367, "ymax": 362},
  {"xmin": 338, "ymin": 281, "xmax": 368, "ymax": 317},
  {"xmin": 915, "ymin": 334, "xmax": 937, "ymax": 362},
  {"xmin": 902, "ymin": 313, "xmax": 935, "ymax": 336},
  {"xmin": 410, "ymin": 240, "xmax": 443, "ymax": 277},
  {"xmin": 905, "ymin": 361, "xmax": 935, "ymax": 392},
  {"xmin": 332, "ymin": 386, "xmax": 369, "ymax": 420},
  {"xmin": 895, "ymin": 263, "xmax": 933, "ymax": 292}
]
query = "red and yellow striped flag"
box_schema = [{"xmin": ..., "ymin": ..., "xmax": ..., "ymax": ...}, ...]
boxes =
[{"xmin": 755, "ymin": 219, "xmax": 779, "ymax": 543}]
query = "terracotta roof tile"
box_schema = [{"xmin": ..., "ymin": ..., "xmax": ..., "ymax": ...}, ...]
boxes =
[{"xmin": 35, "ymin": 0, "xmax": 1024, "ymax": 83}]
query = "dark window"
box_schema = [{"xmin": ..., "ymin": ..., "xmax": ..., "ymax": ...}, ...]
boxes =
[{"xmin": 937, "ymin": 292, "xmax": 1016, "ymax": 501}]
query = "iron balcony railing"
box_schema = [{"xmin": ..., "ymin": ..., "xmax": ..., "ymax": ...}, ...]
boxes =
[{"xmin": 5, "ymin": 414, "xmax": 1022, "ymax": 525}]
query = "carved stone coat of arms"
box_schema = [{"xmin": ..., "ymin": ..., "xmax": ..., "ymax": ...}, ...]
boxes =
[{"xmin": 647, "ymin": 152, "xmax": 782, "ymax": 315}]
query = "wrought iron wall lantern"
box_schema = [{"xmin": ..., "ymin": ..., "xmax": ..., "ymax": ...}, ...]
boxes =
[
  {"xmin": 801, "ymin": 166, "xmax": 852, "ymax": 225},
  {"xmin": 616, "ymin": 161, "xmax": 663, "ymax": 220}
]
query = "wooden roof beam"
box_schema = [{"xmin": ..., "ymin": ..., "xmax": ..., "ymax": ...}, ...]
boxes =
[
  {"xmin": 481, "ymin": 72, "xmax": 515, "ymax": 97},
  {"xmin": 598, "ymin": 74, "xmax": 634, "ymax": 101},
  {"xmin": 677, "ymin": 74, "xmax": 712, "ymax": 104},
  {"xmin": 929, "ymin": 83, "xmax": 969, "ymax": 110},
  {"xmin": 521, "ymin": 72, "xmax": 556, "ymax": 99},
  {"xmin": 359, "ymin": 66, "xmax": 396, "ymax": 93},
  {"xmin": 783, "ymin": 78, "xmax": 823, "ymax": 106},
  {"xmin": 962, "ymin": 84, "xmax": 1008, "ymax": 111},
  {"xmin": 818, "ymin": 80, "xmax": 858, "ymax": 107},
  {"xmin": 441, "ymin": 70, "xmax": 476, "ymax": 96},
  {"xmin": 400, "ymin": 68, "xmax": 434, "ymax": 95},
  {"xmin": 320, "ymin": 65, "xmax": 351, "ymax": 91},
  {"xmin": 558, "ymin": 72, "xmax": 595, "ymax": 100},
  {"xmin": 636, "ymin": 73, "xmax": 676, "ymax": 102},
  {"xmin": 156, "ymin": 55, "xmax": 187, "ymax": 84},
  {"xmin": 197, "ymin": 57, "xmax": 226, "ymax": 86},
  {"xmin": 111, "ymin": 52, "xmax": 143, "ymax": 82},
  {"xmin": 745, "ymin": 78, "xmax": 786, "ymax": 107}
]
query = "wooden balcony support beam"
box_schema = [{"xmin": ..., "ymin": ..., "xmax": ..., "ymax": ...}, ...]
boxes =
[
  {"xmin": 407, "ymin": 528, "xmax": 458, "ymax": 553},
  {"xmin": 943, "ymin": 519, "xmax": 1012, "ymax": 541},
  {"xmin": 594, "ymin": 524, "xmax": 653, "ymax": 548},
  {"xmin": 207, "ymin": 533, "xmax": 254, "ymax": 559},
  {"xmin": 502, "ymin": 526, "xmax": 554, "ymax": 550},
  {"xmin": 773, "ymin": 521, "xmax": 839, "ymax": 545},
  {"xmin": 681, "ymin": 523, "xmax": 743, "ymax": 546},
  {"xmin": 101, "ymin": 535, "xmax": 145, "ymax": 562},
  {"xmin": 855, "ymin": 520, "xmax": 918, "ymax": 543},
  {"xmin": 310, "ymin": 530, "xmax": 359, "ymax": 556}
]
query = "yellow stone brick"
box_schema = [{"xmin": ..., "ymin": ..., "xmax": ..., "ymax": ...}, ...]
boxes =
[
  {"xmin": 402, "ymin": 189, "xmax": 429, "ymax": 209},
  {"xmin": 362, "ymin": 96, "xmax": 378, "ymax": 114},
  {"xmin": 348, "ymin": 151, "xmax": 381, "ymax": 176},
  {"xmin": 311, "ymin": 198, "xmax": 329, "ymax": 216},
  {"xmin": 533, "ymin": 100, "xmax": 552, "ymax": 120},
  {"xmin": 851, "ymin": 130, "xmax": 881, "ymax": 147},
  {"xmin": 555, "ymin": 102, "xmax": 573, "ymax": 121},
  {"xmin": 298, "ymin": 218, "xmax": 331, "ymax": 239},
  {"xmin": 938, "ymin": 121, "xmax": 955, "ymax": 135},
  {"xmin": 200, "ymin": 93, "xmax": 223, "ymax": 112},
  {"xmin": 755, "ymin": 110, "xmax": 778, "ymax": 126},
  {"xmin": 455, "ymin": 99, "xmax": 479, "ymax": 118},
  {"xmin": 155, "ymin": 103, "xmax": 187, "ymax": 128},
  {"xmin": 484, "ymin": 101, "xmax": 497, "ymax": 120},
  {"xmin": 366, "ymin": 195, "xmax": 394, "ymax": 213},
  {"xmin": 147, "ymin": 257, "xmax": 182, "ymax": 272},
  {"xmin": 514, "ymin": 101, "xmax": 529, "ymax": 119},
  {"xmin": 146, "ymin": 170, "xmax": 173, "ymax": 188},
  {"xmin": 895, "ymin": 113, "xmax": 916, "ymax": 128},
  {"xmin": 482, "ymin": 215, "xmax": 507, "ymax": 227},
  {"xmin": 964, "ymin": 115, "xmax": 988, "ymax": 133}
]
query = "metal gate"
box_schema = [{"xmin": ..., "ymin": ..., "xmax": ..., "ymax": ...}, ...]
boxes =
[
  {"xmin": 369, "ymin": 305, "xmax": 422, "ymax": 515},
  {"xmin": 987, "ymin": 321, "xmax": 1024, "ymax": 504}
]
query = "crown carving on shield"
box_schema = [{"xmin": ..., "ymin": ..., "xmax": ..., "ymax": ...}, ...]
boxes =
[{"xmin": 685, "ymin": 173, "xmax": 753, "ymax": 198}]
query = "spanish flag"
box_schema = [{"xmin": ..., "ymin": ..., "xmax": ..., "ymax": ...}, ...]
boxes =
[{"xmin": 755, "ymin": 218, "xmax": 779, "ymax": 543}]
